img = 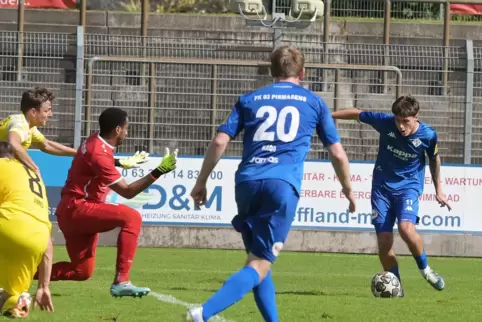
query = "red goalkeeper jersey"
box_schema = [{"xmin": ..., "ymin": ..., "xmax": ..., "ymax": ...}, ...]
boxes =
[{"xmin": 61, "ymin": 133, "xmax": 122, "ymax": 203}]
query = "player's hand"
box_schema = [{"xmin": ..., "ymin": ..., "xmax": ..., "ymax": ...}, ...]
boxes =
[
  {"xmin": 119, "ymin": 151, "xmax": 150, "ymax": 169},
  {"xmin": 191, "ymin": 182, "xmax": 207, "ymax": 207},
  {"xmin": 436, "ymin": 192, "xmax": 452, "ymax": 211},
  {"xmin": 34, "ymin": 287, "xmax": 54, "ymax": 312},
  {"xmin": 342, "ymin": 188, "xmax": 356, "ymax": 213},
  {"xmin": 156, "ymin": 147, "xmax": 178, "ymax": 174}
]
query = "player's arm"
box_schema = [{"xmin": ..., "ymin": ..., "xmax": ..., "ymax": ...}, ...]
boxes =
[
  {"xmin": 332, "ymin": 109, "xmax": 392, "ymax": 133},
  {"xmin": 427, "ymin": 132, "xmax": 451, "ymax": 211},
  {"xmin": 327, "ymin": 143, "xmax": 352, "ymax": 193},
  {"xmin": 191, "ymin": 100, "xmax": 243, "ymax": 206},
  {"xmin": 31, "ymin": 127, "xmax": 77, "ymax": 157},
  {"xmin": 110, "ymin": 176, "xmax": 156, "ymax": 200},
  {"xmin": 36, "ymin": 140, "xmax": 77, "ymax": 156},
  {"xmin": 34, "ymin": 237, "xmax": 54, "ymax": 312},
  {"xmin": 37, "ymin": 238, "xmax": 53, "ymax": 289},
  {"xmin": 318, "ymin": 121, "xmax": 353, "ymax": 193},
  {"xmin": 427, "ymin": 132, "xmax": 442, "ymax": 192},
  {"xmin": 331, "ymin": 108, "xmax": 361, "ymax": 121},
  {"xmin": 197, "ymin": 132, "xmax": 231, "ymax": 185},
  {"xmin": 317, "ymin": 100, "xmax": 356, "ymax": 211},
  {"xmin": 96, "ymin": 148, "xmax": 177, "ymax": 200},
  {"xmin": 196, "ymin": 100, "xmax": 243, "ymax": 185},
  {"xmin": 30, "ymin": 127, "xmax": 76, "ymax": 156},
  {"xmin": 428, "ymin": 154, "xmax": 442, "ymax": 192},
  {"xmin": 191, "ymin": 132, "xmax": 230, "ymax": 207},
  {"xmin": 7, "ymin": 131, "xmax": 40, "ymax": 173}
]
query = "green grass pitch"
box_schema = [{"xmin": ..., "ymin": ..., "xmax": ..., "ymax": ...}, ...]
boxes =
[{"xmin": 22, "ymin": 246, "xmax": 482, "ymax": 321}]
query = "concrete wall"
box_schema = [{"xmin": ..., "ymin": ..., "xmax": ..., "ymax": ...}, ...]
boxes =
[
  {"xmin": 1, "ymin": 8, "xmax": 482, "ymax": 42},
  {"xmin": 49, "ymin": 223, "xmax": 482, "ymax": 257}
]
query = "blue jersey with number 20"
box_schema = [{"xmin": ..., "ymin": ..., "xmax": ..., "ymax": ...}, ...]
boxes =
[{"xmin": 217, "ymin": 82, "xmax": 340, "ymax": 195}]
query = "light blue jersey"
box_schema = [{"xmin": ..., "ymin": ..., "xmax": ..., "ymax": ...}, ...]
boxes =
[
  {"xmin": 359, "ymin": 111, "xmax": 439, "ymax": 196},
  {"xmin": 218, "ymin": 81, "xmax": 340, "ymax": 195}
]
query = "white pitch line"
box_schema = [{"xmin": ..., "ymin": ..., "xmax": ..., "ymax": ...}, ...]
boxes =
[{"xmin": 149, "ymin": 291, "xmax": 236, "ymax": 322}]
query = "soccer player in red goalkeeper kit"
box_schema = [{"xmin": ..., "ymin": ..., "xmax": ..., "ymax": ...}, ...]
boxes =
[{"xmin": 34, "ymin": 107, "xmax": 178, "ymax": 298}]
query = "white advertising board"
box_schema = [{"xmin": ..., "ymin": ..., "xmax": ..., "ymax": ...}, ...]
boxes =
[{"xmin": 106, "ymin": 157, "xmax": 473, "ymax": 233}]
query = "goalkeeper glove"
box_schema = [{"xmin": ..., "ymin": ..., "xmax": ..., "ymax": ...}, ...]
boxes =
[
  {"xmin": 150, "ymin": 147, "xmax": 178, "ymax": 179},
  {"xmin": 118, "ymin": 151, "xmax": 150, "ymax": 169}
]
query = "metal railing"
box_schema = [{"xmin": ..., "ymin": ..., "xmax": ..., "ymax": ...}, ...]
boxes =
[
  {"xmin": 82, "ymin": 56, "xmax": 402, "ymax": 159},
  {"xmin": 0, "ymin": 31, "xmax": 77, "ymax": 146},
  {"xmin": 0, "ymin": 28, "xmax": 480, "ymax": 163},
  {"xmin": 472, "ymin": 45, "xmax": 482, "ymax": 163},
  {"xmin": 5, "ymin": 0, "xmax": 482, "ymax": 105}
]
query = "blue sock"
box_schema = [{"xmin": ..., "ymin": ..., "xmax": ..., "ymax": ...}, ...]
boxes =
[
  {"xmin": 389, "ymin": 265, "xmax": 401, "ymax": 282},
  {"xmin": 253, "ymin": 270, "xmax": 278, "ymax": 322},
  {"xmin": 202, "ymin": 266, "xmax": 260, "ymax": 320},
  {"xmin": 414, "ymin": 249, "xmax": 428, "ymax": 270}
]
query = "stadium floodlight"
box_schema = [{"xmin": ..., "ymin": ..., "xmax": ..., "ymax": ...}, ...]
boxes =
[
  {"xmin": 236, "ymin": 0, "xmax": 322, "ymax": 29},
  {"xmin": 236, "ymin": 0, "xmax": 266, "ymax": 16},
  {"xmin": 289, "ymin": 0, "xmax": 324, "ymax": 22}
]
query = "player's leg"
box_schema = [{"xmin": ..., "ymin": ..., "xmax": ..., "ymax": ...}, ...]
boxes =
[
  {"xmin": 40, "ymin": 201, "xmax": 98, "ymax": 282},
  {"xmin": 66, "ymin": 201, "xmax": 148, "ymax": 296},
  {"xmin": 188, "ymin": 179, "xmax": 296, "ymax": 322},
  {"xmin": 239, "ymin": 220, "xmax": 278, "ymax": 322},
  {"xmin": 0, "ymin": 218, "xmax": 49, "ymax": 318},
  {"xmin": 188, "ymin": 180, "xmax": 265, "ymax": 321},
  {"xmin": 395, "ymin": 191, "xmax": 445, "ymax": 291},
  {"xmin": 253, "ymin": 269, "xmax": 277, "ymax": 321},
  {"xmin": 48, "ymin": 233, "xmax": 98, "ymax": 281},
  {"xmin": 234, "ymin": 195, "xmax": 278, "ymax": 322},
  {"xmin": 372, "ymin": 188, "xmax": 400, "ymax": 281}
]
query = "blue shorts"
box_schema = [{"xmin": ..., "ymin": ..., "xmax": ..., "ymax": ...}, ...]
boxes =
[
  {"xmin": 371, "ymin": 187, "xmax": 420, "ymax": 233},
  {"xmin": 231, "ymin": 179, "xmax": 299, "ymax": 263}
]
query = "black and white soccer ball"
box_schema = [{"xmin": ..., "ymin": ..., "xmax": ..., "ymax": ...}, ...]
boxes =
[{"xmin": 371, "ymin": 271, "xmax": 402, "ymax": 298}]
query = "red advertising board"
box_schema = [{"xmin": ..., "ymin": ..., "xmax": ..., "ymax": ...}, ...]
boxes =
[
  {"xmin": 450, "ymin": 4, "xmax": 482, "ymax": 15},
  {"xmin": 0, "ymin": 0, "xmax": 76, "ymax": 8}
]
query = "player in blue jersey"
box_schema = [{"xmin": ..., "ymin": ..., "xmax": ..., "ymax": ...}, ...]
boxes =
[
  {"xmin": 186, "ymin": 46, "xmax": 356, "ymax": 322},
  {"xmin": 332, "ymin": 96, "xmax": 451, "ymax": 294}
]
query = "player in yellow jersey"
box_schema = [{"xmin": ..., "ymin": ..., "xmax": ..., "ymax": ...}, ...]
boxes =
[
  {"xmin": 0, "ymin": 142, "xmax": 54, "ymax": 318},
  {"xmin": 0, "ymin": 87, "xmax": 77, "ymax": 174}
]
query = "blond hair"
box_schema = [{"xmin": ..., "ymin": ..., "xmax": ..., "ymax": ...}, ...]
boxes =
[{"xmin": 270, "ymin": 45, "xmax": 305, "ymax": 78}]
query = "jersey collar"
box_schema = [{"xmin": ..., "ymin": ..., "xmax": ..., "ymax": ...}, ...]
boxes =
[
  {"xmin": 19, "ymin": 113, "xmax": 30, "ymax": 128},
  {"xmin": 96, "ymin": 133, "xmax": 115, "ymax": 150}
]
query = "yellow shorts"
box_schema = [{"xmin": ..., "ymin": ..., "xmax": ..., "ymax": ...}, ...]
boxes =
[{"xmin": 0, "ymin": 215, "xmax": 50, "ymax": 297}]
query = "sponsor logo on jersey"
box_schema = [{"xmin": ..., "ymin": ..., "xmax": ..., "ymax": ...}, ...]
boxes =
[
  {"xmin": 249, "ymin": 156, "xmax": 279, "ymax": 164},
  {"xmin": 386, "ymin": 145, "xmax": 418, "ymax": 160}
]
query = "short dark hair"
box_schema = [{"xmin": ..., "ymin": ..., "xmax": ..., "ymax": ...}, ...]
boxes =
[
  {"xmin": 99, "ymin": 107, "xmax": 128, "ymax": 136},
  {"xmin": 0, "ymin": 141, "xmax": 13, "ymax": 158},
  {"xmin": 391, "ymin": 95, "xmax": 420, "ymax": 117},
  {"xmin": 20, "ymin": 87, "xmax": 55, "ymax": 114},
  {"xmin": 270, "ymin": 45, "xmax": 305, "ymax": 78}
]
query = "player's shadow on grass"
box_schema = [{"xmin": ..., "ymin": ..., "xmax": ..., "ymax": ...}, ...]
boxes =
[
  {"xmin": 166, "ymin": 287, "xmax": 355, "ymax": 298},
  {"xmin": 275, "ymin": 290, "xmax": 328, "ymax": 296}
]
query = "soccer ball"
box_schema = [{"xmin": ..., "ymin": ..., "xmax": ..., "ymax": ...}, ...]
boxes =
[{"xmin": 371, "ymin": 271, "xmax": 402, "ymax": 298}]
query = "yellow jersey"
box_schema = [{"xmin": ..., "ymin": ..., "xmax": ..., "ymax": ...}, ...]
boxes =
[
  {"xmin": 0, "ymin": 114, "xmax": 46, "ymax": 149},
  {"xmin": 0, "ymin": 158, "xmax": 51, "ymax": 229}
]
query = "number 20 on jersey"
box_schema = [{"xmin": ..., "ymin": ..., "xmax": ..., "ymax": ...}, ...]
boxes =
[{"xmin": 253, "ymin": 106, "xmax": 300, "ymax": 143}]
